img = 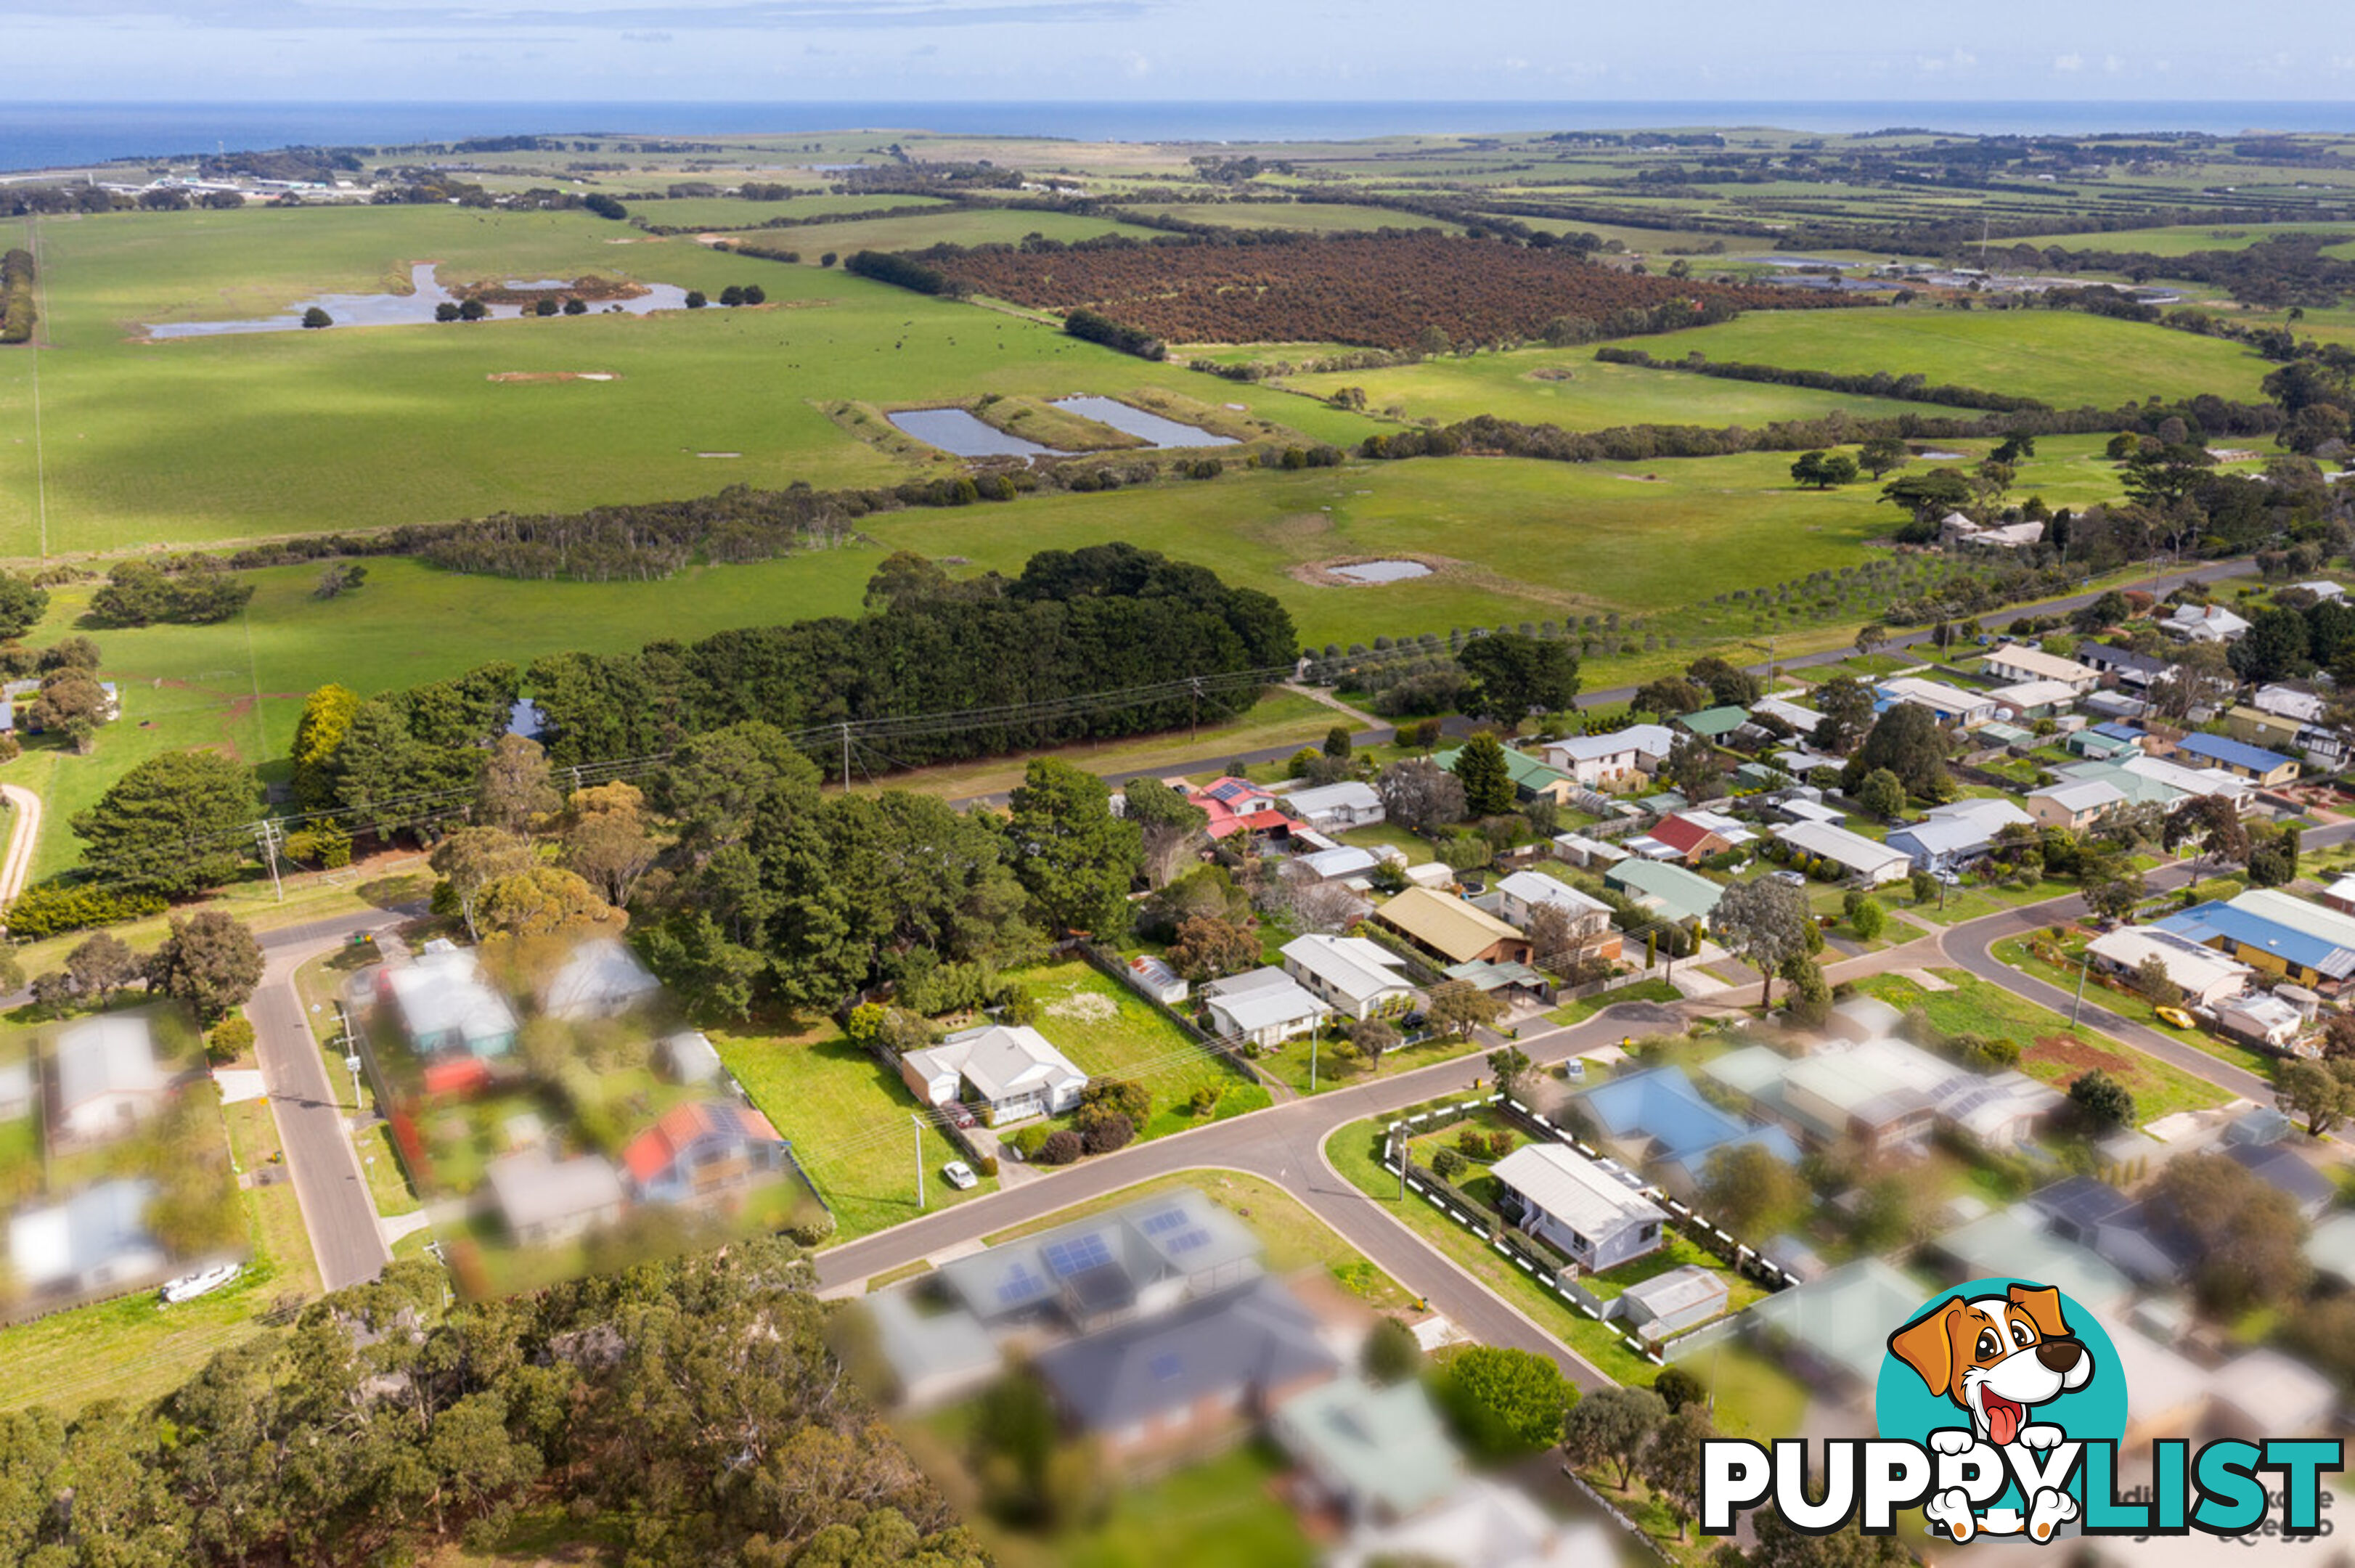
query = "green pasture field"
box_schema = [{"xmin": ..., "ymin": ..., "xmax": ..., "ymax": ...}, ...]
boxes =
[
  {"xmin": 627, "ymin": 193, "xmax": 950, "ymax": 229},
  {"xmin": 1287, "ymin": 345, "xmax": 1947, "ymax": 430},
  {"xmin": 1123, "ymin": 202, "xmax": 1461, "ymax": 234},
  {"xmin": 714, "ymin": 205, "xmax": 1157, "ymax": 261},
  {"xmin": 0, "ymin": 204, "xmax": 1374, "ymax": 554},
  {"xmin": 1633, "ymin": 304, "xmax": 2276, "ymax": 407},
  {"xmin": 3, "ymin": 428, "xmax": 2153, "ymax": 879},
  {"xmin": 2002, "ymin": 221, "xmax": 2355, "ymax": 256}
]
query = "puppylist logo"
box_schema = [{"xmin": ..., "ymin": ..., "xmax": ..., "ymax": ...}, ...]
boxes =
[{"xmin": 1701, "ymin": 1277, "xmax": 2343, "ymax": 1545}]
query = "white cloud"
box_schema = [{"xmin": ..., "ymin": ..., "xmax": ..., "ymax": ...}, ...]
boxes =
[{"xmin": 2053, "ymin": 52, "xmax": 2082, "ymax": 72}]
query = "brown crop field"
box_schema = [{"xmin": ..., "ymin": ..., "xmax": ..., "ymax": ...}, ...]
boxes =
[{"xmin": 930, "ymin": 233, "xmax": 1861, "ymax": 348}]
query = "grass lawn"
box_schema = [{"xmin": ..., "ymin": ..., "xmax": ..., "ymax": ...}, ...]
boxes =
[
  {"xmin": 980, "ymin": 1168, "xmax": 1414, "ymax": 1313},
  {"xmin": 710, "ymin": 1021, "xmax": 997, "ymax": 1243},
  {"xmin": 1549, "ymin": 977, "xmax": 1682, "ymax": 1026},
  {"xmin": 1693, "ymin": 1344, "xmax": 1812, "ymax": 1444},
  {"xmin": 1990, "ymin": 935, "xmax": 2279, "ymax": 1083},
  {"xmin": 1856, "ymin": 968, "xmax": 2232, "ymax": 1124},
  {"xmin": 1323, "ymin": 1113, "xmax": 1660, "ymax": 1386},
  {"xmin": 1254, "ymin": 1022, "xmax": 1493, "ymax": 1098},
  {"xmin": 973, "ymin": 1440, "xmax": 1314, "ymax": 1568},
  {"xmin": 1334, "ymin": 819, "xmax": 1439, "ymax": 864},
  {"xmin": 1023, "ymin": 960, "xmax": 1272, "ymax": 1140}
]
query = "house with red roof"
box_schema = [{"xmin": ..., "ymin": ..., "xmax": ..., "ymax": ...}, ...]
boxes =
[
  {"xmin": 621, "ymin": 1100, "xmax": 788, "ymax": 1205},
  {"xmin": 1175, "ymin": 776, "xmax": 1298, "ymax": 841},
  {"xmin": 1646, "ymin": 812, "xmax": 1734, "ymax": 866}
]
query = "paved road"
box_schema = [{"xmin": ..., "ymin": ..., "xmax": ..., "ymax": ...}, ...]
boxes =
[
  {"xmin": 817, "ymin": 1000, "xmax": 1686, "ymax": 1390},
  {"xmin": 248, "ymin": 904, "xmax": 423, "ymax": 1294},
  {"xmin": 0, "ymin": 783, "xmax": 41, "ymax": 909}
]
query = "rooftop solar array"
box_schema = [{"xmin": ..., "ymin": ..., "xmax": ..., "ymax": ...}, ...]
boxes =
[{"xmin": 1043, "ymin": 1233, "xmax": 1113, "ymax": 1277}]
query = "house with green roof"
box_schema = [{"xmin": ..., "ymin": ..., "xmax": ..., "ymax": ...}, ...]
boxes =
[
  {"xmin": 1432, "ymin": 745, "xmax": 1576, "ymax": 805},
  {"xmin": 1678, "ymin": 705, "xmax": 1750, "ymax": 742},
  {"xmin": 1270, "ymin": 1374, "xmax": 1463, "ymax": 1526},
  {"xmin": 1748, "ymin": 1257, "xmax": 1933, "ymax": 1398},
  {"xmin": 1605, "ymin": 858, "xmax": 1723, "ymax": 925}
]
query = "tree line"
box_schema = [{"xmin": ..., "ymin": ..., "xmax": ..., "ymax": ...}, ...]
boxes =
[
  {"xmin": 1593, "ymin": 345, "xmax": 2052, "ymax": 413},
  {"xmin": 0, "ymin": 247, "xmax": 33, "ymax": 346}
]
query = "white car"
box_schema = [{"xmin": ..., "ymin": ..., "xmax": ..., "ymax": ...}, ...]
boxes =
[
  {"xmin": 942, "ymin": 1161, "xmax": 979, "ymax": 1191},
  {"xmin": 159, "ymin": 1262, "xmax": 241, "ymax": 1306}
]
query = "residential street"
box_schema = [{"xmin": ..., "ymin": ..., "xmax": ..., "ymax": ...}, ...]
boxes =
[
  {"xmin": 248, "ymin": 904, "xmax": 423, "ymax": 1294},
  {"xmin": 814, "ymin": 822, "xmax": 2355, "ymax": 1391}
]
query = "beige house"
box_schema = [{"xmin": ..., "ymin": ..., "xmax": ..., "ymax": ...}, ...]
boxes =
[{"xmin": 1374, "ymin": 887, "xmax": 1532, "ymax": 967}]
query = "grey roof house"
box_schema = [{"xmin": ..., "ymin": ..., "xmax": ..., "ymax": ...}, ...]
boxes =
[
  {"xmin": 936, "ymin": 1186, "xmax": 1262, "ymax": 1331},
  {"xmin": 378, "ymin": 942, "xmax": 520, "ymax": 1060},
  {"xmin": 485, "ymin": 1148, "xmax": 626, "ymax": 1246},
  {"xmin": 1032, "ymin": 1275, "xmax": 1340, "ymax": 1464}
]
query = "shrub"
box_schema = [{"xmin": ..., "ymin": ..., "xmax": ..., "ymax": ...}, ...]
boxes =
[
  {"xmin": 1006, "ymin": 1124, "xmax": 1052, "ymax": 1159},
  {"xmin": 975, "ymin": 1153, "xmax": 1000, "ymax": 1179},
  {"xmin": 1034, "ymin": 1130, "xmax": 1085, "ymax": 1166},
  {"xmin": 1431, "ymin": 1146, "xmax": 1468, "ymax": 1180},
  {"xmin": 207, "ymin": 1015, "xmax": 256, "ymax": 1065},
  {"xmin": 785, "ymin": 1210, "xmax": 837, "ymax": 1246},
  {"xmin": 1187, "ymin": 1085, "xmax": 1221, "ymax": 1117},
  {"xmin": 1080, "ymin": 1077, "xmax": 1152, "ymax": 1127},
  {"xmin": 1077, "ymin": 1111, "xmax": 1134, "ymax": 1155}
]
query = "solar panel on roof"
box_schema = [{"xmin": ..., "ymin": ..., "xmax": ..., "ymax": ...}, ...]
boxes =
[
  {"xmin": 996, "ymin": 1262, "xmax": 1046, "ymax": 1307},
  {"xmin": 1042, "ymin": 1233, "xmax": 1113, "ymax": 1276},
  {"xmin": 1149, "ymin": 1352, "xmax": 1184, "ymax": 1382},
  {"xmin": 1140, "ymin": 1208, "xmax": 1190, "ymax": 1236},
  {"xmin": 1166, "ymin": 1229, "xmax": 1212, "ymax": 1256}
]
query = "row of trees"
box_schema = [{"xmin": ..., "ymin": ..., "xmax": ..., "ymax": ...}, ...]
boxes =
[
  {"xmin": 84, "ymin": 560, "xmax": 254, "ymax": 627},
  {"xmin": 1596, "ymin": 345, "xmax": 2051, "ymax": 414},
  {"xmin": 0, "ymin": 246, "xmax": 32, "ymax": 345},
  {"xmin": 0, "ymin": 1244, "xmax": 981, "ymax": 1567}
]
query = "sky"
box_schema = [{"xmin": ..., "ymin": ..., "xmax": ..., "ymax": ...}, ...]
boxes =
[{"xmin": 7, "ymin": 0, "xmax": 2355, "ymax": 104}]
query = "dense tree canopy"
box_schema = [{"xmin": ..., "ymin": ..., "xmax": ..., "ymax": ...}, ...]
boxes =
[{"xmin": 70, "ymin": 749, "xmax": 259, "ymax": 897}]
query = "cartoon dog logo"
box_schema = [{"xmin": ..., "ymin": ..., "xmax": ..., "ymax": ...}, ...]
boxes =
[{"xmin": 1886, "ymin": 1282, "xmax": 2094, "ymax": 1543}]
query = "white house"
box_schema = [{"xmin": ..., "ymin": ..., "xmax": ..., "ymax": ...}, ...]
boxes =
[
  {"xmin": 1538, "ymin": 730, "xmax": 1644, "ymax": 785},
  {"xmin": 2084, "ymin": 928, "xmax": 2253, "ymax": 1008},
  {"xmin": 0, "ymin": 1059, "xmax": 33, "ymax": 1122},
  {"xmin": 1877, "ymin": 678, "xmax": 1998, "ymax": 727},
  {"xmin": 539, "ymin": 937, "xmax": 663, "ymax": 1021},
  {"xmin": 2163, "ymin": 603, "xmax": 2251, "ymax": 642},
  {"xmin": 1988, "ymin": 678, "xmax": 2083, "ymax": 716},
  {"xmin": 1773, "ymin": 820, "xmax": 1911, "ymax": 885},
  {"xmin": 2213, "ymin": 994, "xmax": 2308, "ymax": 1051},
  {"xmin": 899, "ymin": 1024, "xmax": 1088, "ymax": 1124},
  {"xmin": 52, "ymin": 1015, "xmax": 168, "ymax": 1145},
  {"xmin": 1490, "ymin": 870, "xmax": 1615, "ymax": 957},
  {"xmin": 1283, "ymin": 780, "xmax": 1385, "ymax": 832},
  {"xmin": 485, "ymin": 1148, "xmax": 626, "ymax": 1246},
  {"xmin": 1280, "ymin": 934, "xmax": 1416, "ymax": 1021},
  {"xmin": 1983, "ymin": 644, "xmax": 2099, "ymax": 692},
  {"xmin": 7, "ymin": 1179, "xmax": 165, "ymax": 1298},
  {"xmin": 1201, "ymin": 967, "xmax": 1331, "ymax": 1049},
  {"xmin": 1488, "ymin": 1143, "xmax": 1668, "ymax": 1273}
]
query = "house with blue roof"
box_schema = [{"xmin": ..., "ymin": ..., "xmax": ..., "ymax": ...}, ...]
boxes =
[
  {"xmin": 2171, "ymin": 732, "xmax": 2299, "ymax": 787},
  {"xmin": 2155, "ymin": 902, "xmax": 2355, "ymax": 990},
  {"xmin": 1575, "ymin": 1064, "xmax": 1802, "ymax": 1197}
]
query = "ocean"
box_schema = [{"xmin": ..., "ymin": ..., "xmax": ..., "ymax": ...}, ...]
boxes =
[{"xmin": 2, "ymin": 99, "xmax": 2352, "ymax": 173}]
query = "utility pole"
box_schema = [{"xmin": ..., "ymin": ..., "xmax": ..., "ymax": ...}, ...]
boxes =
[
  {"xmin": 841, "ymin": 722, "xmax": 853, "ymax": 793},
  {"xmin": 1395, "ymin": 1127, "xmax": 1406, "ymax": 1201},
  {"xmin": 913, "ymin": 1115, "xmax": 925, "ymax": 1209},
  {"xmin": 1310, "ymin": 1028, "xmax": 1320, "ymax": 1094},
  {"xmin": 2071, "ymin": 950, "xmax": 2091, "ymax": 1026},
  {"xmin": 254, "ymin": 819, "xmax": 285, "ymax": 903}
]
